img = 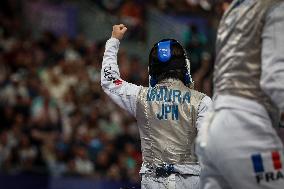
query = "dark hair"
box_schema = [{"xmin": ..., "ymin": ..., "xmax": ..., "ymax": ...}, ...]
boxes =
[
  {"xmin": 149, "ymin": 40, "xmax": 187, "ymax": 83},
  {"xmin": 156, "ymin": 70, "xmax": 185, "ymax": 84}
]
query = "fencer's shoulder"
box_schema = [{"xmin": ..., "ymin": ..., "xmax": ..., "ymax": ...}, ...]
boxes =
[
  {"xmin": 139, "ymin": 86, "xmax": 149, "ymax": 93},
  {"xmin": 193, "ymin": 93, "xmax": 212, "ymax": 113},
  {"xmin": 200, "ymin": 95, "xmax": 212, "ymax": 107},
  {"xmin": 136, "ymin": 86, "xmax": 149, "ymax": 99},
  {"xmin": 189, "ymin": 89, "xmax": 206, "ymax": 99},
  {"xmin": 190, "ymin": 89, "xmax": 212, "ymax": 105}
]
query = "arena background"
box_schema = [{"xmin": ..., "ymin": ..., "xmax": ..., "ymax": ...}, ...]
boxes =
[{"xmin": 3, "ymin": 0, "xmax": 282, "ymax": 189}]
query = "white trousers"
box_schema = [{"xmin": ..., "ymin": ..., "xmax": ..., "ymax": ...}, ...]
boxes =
[{"xmin": 196, "ymin": 96, "xmax": 284, "ymax": 189}]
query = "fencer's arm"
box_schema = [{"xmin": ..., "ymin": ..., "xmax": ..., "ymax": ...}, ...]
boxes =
[
  {"xmin": 196, "ymin": 96, "xmax": 212, "ymax": 131},
  {"xmin": 261, "ymin": 2, "xmax": 284, "ymax": 124},
  {"xmin": 101, "ymin": 36, "xmax": 142, "ymax": 117}
]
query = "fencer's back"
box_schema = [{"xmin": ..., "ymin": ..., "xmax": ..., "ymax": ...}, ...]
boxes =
[
  {"xmin": 136, "ymin": 79, "xmax": 205, "ymax": 165},
  {"xmin": 214, "ymin": 0, "xmax": 281, "ymax": 125}
]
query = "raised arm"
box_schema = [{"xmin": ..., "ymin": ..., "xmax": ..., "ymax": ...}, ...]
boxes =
[{"xmin": 101, "ymin": 24, "xmax": 142, "ymax": 117}]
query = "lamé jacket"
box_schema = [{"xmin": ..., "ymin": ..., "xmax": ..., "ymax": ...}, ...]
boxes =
[
  {"xmin": 214, "ymin": 0, "xmax": 284, "ymax": 126},
  {"xmin": 101, "ymin": 38, "xmax": 211, "ymax": 174}
]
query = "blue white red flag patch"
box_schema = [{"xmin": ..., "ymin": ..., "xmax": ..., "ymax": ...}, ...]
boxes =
[{"xmin": 251, "ymin": 151, "xmax": 284, "ymax": 184}]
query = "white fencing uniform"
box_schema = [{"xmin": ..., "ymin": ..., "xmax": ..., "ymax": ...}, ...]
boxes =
[
  {"xmin": 101, "ymin": 38, "xmax": 211, "ymax": 189},
  {"xmin": 196, "ymin": 0, "xmax": 284, "ymax": 188}
]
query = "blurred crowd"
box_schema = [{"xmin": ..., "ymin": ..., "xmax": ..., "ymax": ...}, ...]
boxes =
[
  {"xmin": 0, "ymin": 28, "xmax": 147, "ymax": 181},
  {"xmin": 150, "ymin": 0, "xmax": 231, "ymax": 15},
  {"xmin": 93, "ymin": 0, "xmax": 231, "ymax": 41},
  {"xmin": 0, "ymin": 0, "xmax": 146, "ymax": 179},
  {"xmin": 94, "ymin": 0, "xmax": 231, "ymax": 15},
  {"xmin": 0, "ymin": 0, "xmax": 229, "ymax": 182}
]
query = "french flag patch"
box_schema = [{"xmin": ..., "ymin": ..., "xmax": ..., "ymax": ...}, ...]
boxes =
[
  {"xmin": 251, "ymin": 151, "xmax": 284, "ymax": 184},
  {"xmin": 251, "ymin": 151, "xmax": 282, "ymax": 173}
]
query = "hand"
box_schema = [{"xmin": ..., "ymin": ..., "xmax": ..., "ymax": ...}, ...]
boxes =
[{"xmin": 111, "ymin": 24, "xmax": 127, "ymax": 40}]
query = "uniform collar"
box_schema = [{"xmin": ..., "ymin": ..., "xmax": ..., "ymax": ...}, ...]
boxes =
[{"xmin": 157, "ymin": 79, "xmax": 184, "ymax": 87}]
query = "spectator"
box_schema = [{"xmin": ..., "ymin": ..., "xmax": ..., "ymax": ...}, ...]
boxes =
[
  {"xmin": 73, "ymin": 146, "xmax": 94, "ymax": 176},
  {"xmin": 17, "ymin": 135, "xmax": 38, "ymax": 173},
  {"xmin": 119, "ymin": 0, "xmax": 145, "ymax": 40}
]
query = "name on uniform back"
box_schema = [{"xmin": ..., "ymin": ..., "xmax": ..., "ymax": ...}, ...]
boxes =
[{"xmin": 147, "ymin": 87, "xmax": 191, "ymax": 121}]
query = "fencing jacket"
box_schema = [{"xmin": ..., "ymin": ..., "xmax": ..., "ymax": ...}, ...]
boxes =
[
  {"xmin": 101, "ymin": 38, "xmax": 211, "ymax": 174},
  {"xmin": 213, "ymin": 0, "xmax": 284, "ymax": 127}
]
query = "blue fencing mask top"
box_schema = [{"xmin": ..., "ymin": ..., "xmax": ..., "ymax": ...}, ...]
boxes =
[{"xmin": 157, "ymin": 41, "xmax": 172, "ymax": 62}]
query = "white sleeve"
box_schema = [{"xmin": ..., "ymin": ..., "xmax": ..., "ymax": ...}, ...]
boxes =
[
  {"xmin": 260, "ymin": 2, "xmax": 284, "ymax": 124},
  {"xmin": 101, "ymin": 38, "xmax": 142, "ymax": 117},
  {"xmin": 196, "ymin": 96, "xmax": 212, "ymax": 131}
]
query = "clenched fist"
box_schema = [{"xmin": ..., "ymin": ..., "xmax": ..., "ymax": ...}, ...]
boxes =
[{"xmin": 111, "ymin": 24, "xmax": 127, "ymax": 40}]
